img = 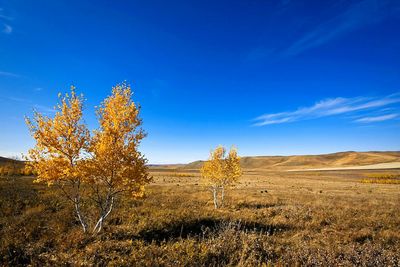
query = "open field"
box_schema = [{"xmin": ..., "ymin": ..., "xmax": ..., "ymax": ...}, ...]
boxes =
[{"xmin": 1, "ymin": 168, "xmax": 400, "ymax": 266}]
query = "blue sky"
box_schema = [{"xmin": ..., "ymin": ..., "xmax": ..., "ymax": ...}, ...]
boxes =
[{"xmin": 0, "ymin": 0, "xmax": 400, "ymax": 163}]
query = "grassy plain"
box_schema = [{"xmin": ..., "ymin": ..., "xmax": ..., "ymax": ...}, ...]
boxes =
[{"xmin": 1, "ymin": 168, "xmax": 400, "ymax": 266}]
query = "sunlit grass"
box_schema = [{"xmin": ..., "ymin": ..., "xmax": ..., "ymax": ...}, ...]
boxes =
[
  {"xmin": 1, "ymin": 170, "xmax": 400, "ymax": 265},
  {"xmin": 360, "ymin": 173, "xmax": 400, "ymax": 184}
]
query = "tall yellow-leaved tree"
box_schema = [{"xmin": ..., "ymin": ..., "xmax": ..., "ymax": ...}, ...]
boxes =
[
  {"xmin": 201, "ymin": 145, "xmax": 242, "ymax": 208},
  {"xmin": 26, "ymin": 87, "xmax": 90, "ymax": 232},
  {"xmin": 26, "ymin": 83, "xmax": 151, "ymax": 233},
  {"xmin": 87, "ymin": 83, "xmax": 152, "ymax": 233}
]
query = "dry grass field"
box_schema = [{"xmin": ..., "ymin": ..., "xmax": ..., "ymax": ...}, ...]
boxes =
[{"xmin": 1, "ymin": 166, "xmax": 400, "ymax": 266}]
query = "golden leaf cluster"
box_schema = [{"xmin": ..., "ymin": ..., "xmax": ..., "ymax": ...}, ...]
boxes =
[
  {"xmin": 201, "ymin": 145, "xmax": 242, "ymax": 187},
  {"xmin": 86, "ymin": 84, "xmax": 151, "ymax": 197},
  {"xmin": 25, "ymin": 87, "xmax": 89, "ymax": 186}
]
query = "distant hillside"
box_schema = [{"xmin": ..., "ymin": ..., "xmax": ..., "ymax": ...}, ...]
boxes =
[
  {"xmin": 0, "ymin": 156, "xmax": 27, "ymax": 176},
  {"xmin": 0, "ymin": 156, "xmax": 24, "ymax": 167},
  {"xmin": 182, "ymin": 151, "xmax": 400, "ymax": 170}
]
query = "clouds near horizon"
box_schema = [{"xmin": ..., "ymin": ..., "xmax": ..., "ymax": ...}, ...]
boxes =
[
  {"xmin": 254, "ymin": 93, "xmax": 400, "ymax": 126},
  {"xmin": 355, "ymin": 114, "xmax": 398, "ymax": 123}
]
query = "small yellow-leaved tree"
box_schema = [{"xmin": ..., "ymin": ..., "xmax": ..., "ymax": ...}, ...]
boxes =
[
  {"xmin": 26, "ymin": 88, "xmax": 90, "ymax": 231},
  {"xmin": 87, "ymin": 83, "xmax": 152, "ymax": 233},
  {"xmin": 26, "ymin": 83, "xmax": 151, "ymax": 233},
  {"xmin": 201, "ymin": 145, "xmax": 242, "ymax": 208}
]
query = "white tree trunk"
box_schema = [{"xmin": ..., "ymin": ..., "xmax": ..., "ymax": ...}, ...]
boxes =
[
  {"xmin": 212, "ymin": 187, "xmax": 219, "ymax": 209},
  {"xmin": 74, "ymin": 199, "xmax": 87, "ymax": 233},
  {"xmin": 93, "ymin": 197, "xmax": 114, "ymax": 233}
]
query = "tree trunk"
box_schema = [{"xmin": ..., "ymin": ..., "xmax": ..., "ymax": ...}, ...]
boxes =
[
  {"xmin": 212, "ymin": 187, "xmax": 219, "ymax": 209},
  {"xmin": 74, "ymin": 199, "xmax": 87, "ymax": 233},
  {"xmin": 93, "ymin": 196, "xmax": 114, "ymax": 233}
]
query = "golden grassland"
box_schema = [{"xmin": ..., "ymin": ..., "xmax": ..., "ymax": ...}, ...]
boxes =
[
  {"xmin": 1, "ymin": 169, "xmax": 400, "ymax": 266},
  {"xmin": 360, "ymin": 173, "xmax": 400, "ymax": 184}
]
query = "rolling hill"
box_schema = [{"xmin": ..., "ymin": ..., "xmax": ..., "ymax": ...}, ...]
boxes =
[
  {"xmin": 0, "ymin": 156, "xmax": 24, "ymax": 167},
  {"xmin": 181, "ymin": 151, "xmax": 400, "ymax": 170}
]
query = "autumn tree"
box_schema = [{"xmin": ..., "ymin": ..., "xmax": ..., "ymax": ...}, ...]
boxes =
[
  {"xmin": 26, "ymin": 83, "xmax": 151, "ymax": 233},
  {"xmin": 86, "ymin": 83, "xmax": 151, "ymax": 233},
  {"xmin": 26, "ymin": 87, "xmax": 90, "ymax": 232},
  {"xmin": 201, "ymin": 145, "xmax": 242, "ymax": 208}
]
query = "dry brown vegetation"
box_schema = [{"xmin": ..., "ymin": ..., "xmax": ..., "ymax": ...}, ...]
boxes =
[{"xmin": 1, "ymin": 168, "xmax": 400, "ymax": 266}]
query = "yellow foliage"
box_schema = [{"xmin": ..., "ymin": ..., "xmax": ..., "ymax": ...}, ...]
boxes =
[
  {"xmin": 201, "ymin": 145, "xmax": 242, "ymax": 188},
  {"xmin": 25, "ymin": 87, "xmax": 89, "ymax": 185},
  {"xmin": 86, "ymin": 82, "xmax": 152, "ymax": 198}
]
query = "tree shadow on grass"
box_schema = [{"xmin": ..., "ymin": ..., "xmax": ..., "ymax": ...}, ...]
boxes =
[
  {"xmin": 236, "ymin": 202, "xmax": 283, "ymax": 210},
  {"xmin": 134, "ymin": 218, "xmax": 291, "ymax": 244}
]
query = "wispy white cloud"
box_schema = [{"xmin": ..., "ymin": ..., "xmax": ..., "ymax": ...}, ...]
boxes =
[
  {"xmin": 5, "ymin": 96, "xmax": 29, "ymax": 103},
  {"xmin": 253, "ymin": 93, "xmax": 400, "ymax": 126},
  {"xmin": 0, "ymin": 13, "xmax": 13, "ymax": 20},
  {"xmin": 1, "ymin": 7, "xmax": 13, "ymax": 34},
  {"xmin": 355, "ymin": 114, "xmax": 398, "ymax": 123},
  {"xmin": 2, "ymin": 23, "xmax": 12, "ymax": 34},
  {"xmin": 0, "ymin": 7, "xmax": 13, "ymax": 20},
  {"xmin": 33, "ymin": 104, "xmax": 55, "ymax": 113},
  {"xmin": 284, "ymin": 0, "xmax": 400, "ymax": 56},
  {"xmin": 0, "ymin": 70, "xmax": 19, "ymax": 77},
  {"xmin": 0, "ymin": 96, "xmax": 55, "ymax": 114}
]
